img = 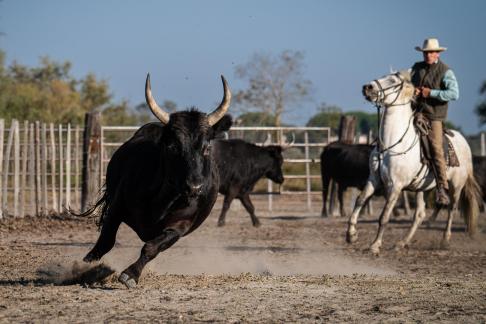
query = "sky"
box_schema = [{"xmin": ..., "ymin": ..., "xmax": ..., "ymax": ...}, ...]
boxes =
[{"xmin": 1, "ymin": 0, "xmax": 485, "ymax": 134}]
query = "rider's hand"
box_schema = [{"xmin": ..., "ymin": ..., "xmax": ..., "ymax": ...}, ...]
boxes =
[
  {"xmin": 414, "ymin": 88, "xmax": 421, "ymax": 96},
  {"xmin": 421, "ymin": 87, "xmax": 431, "ymax": 98}
]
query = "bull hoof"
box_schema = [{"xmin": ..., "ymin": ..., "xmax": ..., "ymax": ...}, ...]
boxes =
[
  {"xmin": 346, "ymin": 231, "xmax": 358, "ymax": 244},
  {"xmin": 217, "ymin": 220, "xmax": 225, "ymax": 227},
  {"xmin": 252, "ymin": 220, "xmax": 261, "ymax": 228},
  {"xmin": 118, "ymin": 273, "xmax": 137, "ymax": 289},
  {"xmin": 83, "ymin": 252, "xmax": 100, "ymax": 263}
]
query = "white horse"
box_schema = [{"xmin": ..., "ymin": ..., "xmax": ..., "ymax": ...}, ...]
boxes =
[{"xmin": 346, "ymin": 70, "xmax": 481, "ymax": 254}]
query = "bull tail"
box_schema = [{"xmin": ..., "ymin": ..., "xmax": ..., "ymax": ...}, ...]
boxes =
[
  {"xmin": 460, "ymin": 172, "xmax": 482, "ymax": 236},
  {"xmin": 70, "ymin": 188, "xmax": 110, "ymax": 229}
]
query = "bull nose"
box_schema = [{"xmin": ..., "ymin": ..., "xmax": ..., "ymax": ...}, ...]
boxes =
[{"xmin": 186, "ymin": 183, "xmax": 203, "ymax": 196}]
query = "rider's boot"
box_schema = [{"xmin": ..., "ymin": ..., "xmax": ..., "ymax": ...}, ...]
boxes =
[{"xmin": 435, "ymin": 185, "xmax": 450, "ymax": 208}]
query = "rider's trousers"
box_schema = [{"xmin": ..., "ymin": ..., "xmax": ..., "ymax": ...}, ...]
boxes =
[{"xmin": 427, "ymin": 120, "xmax": 449, "ymax": 190}]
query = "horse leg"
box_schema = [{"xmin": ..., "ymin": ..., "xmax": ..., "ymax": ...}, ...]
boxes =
[
  {"xmin": 84, "ymin": 217, "xmax": 121, "ymax": 263},
  {"xmin": 217, "ymin": 191, "xmax": 237, "ymax": 227},
  {"xmin": 119, "ymin": 229, "xmax": 180, "ymax": 288},
  {"xmin": 395, "ymin": 191, "xmax": 426, "ymax": 249},
  {"xmin": 346, "ymin": 180, "xmax": 378, "ymax": 243},
  {"xmin": 239, "ymin": 193, "xmax": 261, "ymax": 227},
  {"xmin": 441, "ymin": 187, "xmax": 461, "ymax": 248},
  {"xmin": 369, "ymin": 188, "xmax": 401, "ymax": 254}
]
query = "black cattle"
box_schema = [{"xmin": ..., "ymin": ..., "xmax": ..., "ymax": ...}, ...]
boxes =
[
  {"xmin": 320, "ymin": 142, "xmax": 373, "ymax": 218},
  {"xmin": 80, "ymin": 74, "xmax": 232, "ymax": 288},
  {"xmin": 473, "ymin": 155, "xmax": 486, "ymax": 203},
  {"xmin": 212, "ymin": 139, "xmax": 285, "ymax": 227}
]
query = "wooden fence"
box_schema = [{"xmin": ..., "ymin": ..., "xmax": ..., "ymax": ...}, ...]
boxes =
[
  {"xmin": 0, "ymin": 119, "xmax": 83, "ymax": 219},
  {"xmin": 1, "ymin": 111, "xmax": 484, "ymax": 219}
]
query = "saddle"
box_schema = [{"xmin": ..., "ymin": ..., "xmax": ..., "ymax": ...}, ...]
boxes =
[{"xmin": 414, "ymin": 113, "xmax": 460, "ymax": 167}]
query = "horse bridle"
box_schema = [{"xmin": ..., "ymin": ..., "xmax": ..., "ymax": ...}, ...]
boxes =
[
  {"xmin": 371, "ymin": 73, "xmax": 418, "ymax": 156},
  {"xmin": 371, "ymin": 72, "xmax": 405, "ymax": 107}
]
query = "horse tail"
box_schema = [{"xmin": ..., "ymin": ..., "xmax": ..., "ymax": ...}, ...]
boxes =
[{"xmin": 460, "ymin": 172, "xmax": 482, "ymax": 236}]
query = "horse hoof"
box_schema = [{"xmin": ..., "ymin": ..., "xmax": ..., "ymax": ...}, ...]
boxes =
[
  {"xmin": 394, "ymin": 241, "xmax": 407, "ymax": 251},
  {"xmin": 217, "ymin": 220, "xmax": 225, "ymax": 227},
  {"xmin": 346, "ymin": 231, "xmax": 358, "ymax": 244},
  {"xmin": 119, "ymin": 273, "xmax": 137, "ymax": 289},
  {"xmin": 252, "ymin": 220, "xmax": 261, "ymax": 228},
  {"xmin": 440, "ymin": 240, "xmax": 450, "ymax": 250},
  {"xmin": 369, "ymin": 245, "xmax": 381, "ymax": 255}
]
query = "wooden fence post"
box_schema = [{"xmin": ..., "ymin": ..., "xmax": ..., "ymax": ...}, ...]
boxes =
[
  {"xmin": 41, "ymin": 123, "xmax": 48, "ymax": 214},
  {"xmin": 35, "ymin": 121, "xmax": 41, "ymax": 216},
  {"xmin": 65, "ymin": 123, "xmax": 71, "ymax": 209},
  {"xmin": 0, "ymin": 119, "xmax": 4, "ymax": 219},
  {"xmin": 81, "ymin": 112, "xmax": 102, "ymax": 212},
  {"xmin": 20, "ymin": 121, "xmax": 29, "ymax": 217},
  {"xmin": 13, "ymin": 120, "xmax": 20, "ymax": 217},
  {"xmin": 49, "ymin": 123, "xmax": 58, "ymax": 213}
]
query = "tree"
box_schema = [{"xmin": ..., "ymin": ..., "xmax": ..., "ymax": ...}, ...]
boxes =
[
  {"xmin": 236, "ymin": 112, "xmax": 276, "ymax": 126},
  {"xmin": 234, "ymin": 50, "xmax": 312, "ymax": 127},
  {"xmin": 475, "ymin": 80, "xmax": 486, "ymax": 126},
  {"xmin": 306, "ymin": 103, "xmax": 343, "ymax": 132},
  {"xmin": 0, "ymin": 50, "xmax": 140, "ymax": 125}
]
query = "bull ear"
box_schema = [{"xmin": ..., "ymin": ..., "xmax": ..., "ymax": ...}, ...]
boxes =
[{"xmin": 211, "ymin": 114, "xmax": 232, "ymax": 137}]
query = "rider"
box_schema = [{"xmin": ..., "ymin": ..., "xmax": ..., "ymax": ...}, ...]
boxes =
[{"xmin": 411, "ymin": 38, "xmax": 459, "ymax": 207}]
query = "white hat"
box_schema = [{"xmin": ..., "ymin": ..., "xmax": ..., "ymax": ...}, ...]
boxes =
[{"xmin": 415, "ymin": 38, "xmax": 447, "ymax": 52}]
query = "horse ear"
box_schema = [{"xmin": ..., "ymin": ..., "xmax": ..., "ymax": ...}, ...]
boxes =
[
  {"xmin": 389, "ymin": 65, "xmax": 397, "ymax": 74},
  {"xmin": 400, "ymin": 69, "xmax": 412, "ymax": 82}
]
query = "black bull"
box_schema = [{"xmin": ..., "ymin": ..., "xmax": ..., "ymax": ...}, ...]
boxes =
[
  {"xmin": 80, "ymin": 74, "xmax": 232, "ymax": 288},
  {"xmin": 212, "ymin": 139, "xmax": 285, "ymax": 227}
]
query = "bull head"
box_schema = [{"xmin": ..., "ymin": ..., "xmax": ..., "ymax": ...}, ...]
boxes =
[{"xmin": 145, "ymin": 74, "xmax": 231, "ymax": 126}]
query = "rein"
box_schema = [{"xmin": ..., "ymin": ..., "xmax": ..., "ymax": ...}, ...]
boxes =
[{"xmin": 372, "ymin": 74, "xmax": 418, "ymax": 156}]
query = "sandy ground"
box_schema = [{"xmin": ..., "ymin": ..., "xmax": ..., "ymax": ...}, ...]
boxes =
[{"xmin": 1, "ymin": 196, "xmax": 486, "ymax": 323}]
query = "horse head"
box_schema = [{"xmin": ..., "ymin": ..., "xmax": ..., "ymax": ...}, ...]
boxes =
[{"xmin": 362, "ymin": 70, "xmax": 414, "ymax": 107}]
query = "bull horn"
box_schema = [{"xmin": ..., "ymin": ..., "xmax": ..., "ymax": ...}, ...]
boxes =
[
  {"xmin": 262, "ymin": 133, "xmax": 272, "ymax": 146},
  {"xmin": 207, "ymin": 75, "xmax": 231, "ymax": 126},
  {"xmin": 145, "ymin": 73, "xmax": 170, "ymax": 124},
  {"xmin": 280, "ymin": 133, "xmax": 295, "ymax": 150}
]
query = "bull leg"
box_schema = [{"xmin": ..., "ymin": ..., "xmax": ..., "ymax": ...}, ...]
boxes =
[
  {"xmin": 217, "ymin": 193, "xmax": 236, "ymax": 227},
  {"xmin": 395, "ymin": 191, "xmax": 426, "ymax": 249},
  {"xmin": 321, "ymin": 174, "xmax": 331, "ymax": 217},
  {"xmin": 346, "ymin": 180, "xmax": 378, "ymax": 243},
  {"xmin": 83, "ymin": 217, "xmax": 121, "ymax": 263},
  {"xmin": 338, "ymin": 186, "xmax": 346, "ymax": 218},
  {"xmin": 369, "ymin": 188, "xmax": 402, "ymax": 254},
  {"xmin": 240, "ymin": 193, "xmax": 260, "ymax": 227},
  {"xmin": 119, "ymin": 229, "xmax": 180, "ymax": 288}
]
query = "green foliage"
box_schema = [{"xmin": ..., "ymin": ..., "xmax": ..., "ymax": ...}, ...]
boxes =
[
  {"xmin": 306, "ymin": 103, "xmax": 378, "ymax": 135},
  {"xmin": 0, "ymin": 49, "xmax": 156, "ymax": 126},
  {"xmin": 235, "ymin": 112, "xmax": 276, "ymax": 126},
  {"xmin": 306, "ymin": 103, "xmax": 343, "ymax": 132},
  {"xmin": 475, "ymin": 80, "xmax": 486, "ymax": 126},
  {"xmin": 443, "ymin": 120, "xmax": 462, "ymax": 132}
]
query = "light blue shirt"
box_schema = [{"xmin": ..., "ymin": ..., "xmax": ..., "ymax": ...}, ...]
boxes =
[{"xmin": 430, "ymin": 69, "xmax": 459, "ymax": 102}]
